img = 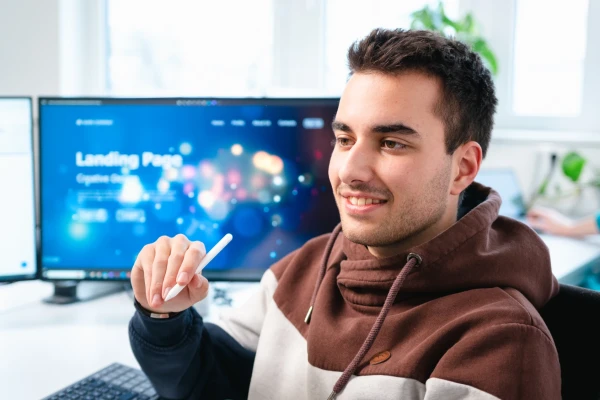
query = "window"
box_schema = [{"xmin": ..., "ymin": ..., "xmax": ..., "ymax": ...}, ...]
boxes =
[
  {"xmin": 106, "ymin": 0, "xmax": 273, "ymax": 96},
  {"xmin": 466, "ymin": 0, "xmax": 600, "ymax": 132},
  {"xmin": 105, "ymin": 0, "xmax": 458, "ymax": 97},
  {"xmin": 100, "ymin": 0, "xmax": 600, "ymax": 132},
  {"xmin": 512, "ymin": 0, "xmax": 589, "ymax": 117}
]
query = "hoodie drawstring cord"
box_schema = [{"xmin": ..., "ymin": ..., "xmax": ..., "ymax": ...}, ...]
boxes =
[
  {"xmin": 305, "ymin": 223, "xmax": 343, "ymax": 324},
  {"xmin": 327, "ymin": 252, "xmax": 422, "ymax": 399}
]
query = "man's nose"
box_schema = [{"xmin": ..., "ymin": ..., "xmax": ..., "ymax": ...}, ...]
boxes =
[{"xmin": 338, "ymin": 142, "xmax": 375, "ymax": 184}]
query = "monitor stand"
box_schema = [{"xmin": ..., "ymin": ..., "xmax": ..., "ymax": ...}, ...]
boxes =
[
  {"xmin": 43, "ymin": 281, "xmax": 126, "ymax": 305},
  {"xmin": 210, "ymin": 281, "xmax": 259, "ymax": 307},
  {"xmin": 212, "ymin": 285, "xmax": 235, "ymax": 307}
]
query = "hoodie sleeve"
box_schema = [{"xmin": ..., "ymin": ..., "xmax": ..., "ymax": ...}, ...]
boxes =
[
  {"xmin": 129, "ymin": 308, "xmax": 255, "ymax": 400},
  {"xmin": 128, "ymin": 269, "xmax": 279, "ymax": 400},
  {"xmin": 423, "ymin": 323, "xmax": 561, "ymax": 400}
]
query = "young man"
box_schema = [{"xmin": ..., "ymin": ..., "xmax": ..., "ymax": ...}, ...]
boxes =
[{"xmin": 129, "ymin": 29, "xmax": 561, "ymax": 399}]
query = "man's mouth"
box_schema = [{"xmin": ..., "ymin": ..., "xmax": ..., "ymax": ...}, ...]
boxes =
[
  {"xmin": 347, "ymin": 196, "xmax": 386, "ymax": 206},
  {"xmin": 342, "ymin": 195, "xmax": 389, "ymax": 215}
]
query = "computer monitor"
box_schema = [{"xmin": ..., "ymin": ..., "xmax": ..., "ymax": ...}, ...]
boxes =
[
  {"xmin": 0, "ymin": 97, "xmax": 37, "ymax": 282},
  {"xmin": 38, "ymin": 97, "xmax": 340, "ymax": 286},
  {"xmin": 476, "ymin": 168, "xmax": 528, "ymax": 220}
]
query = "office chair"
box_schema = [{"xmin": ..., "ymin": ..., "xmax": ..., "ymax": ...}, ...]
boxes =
[{"xmin": 540, "ymin": 283, "xmax": 600, "ymax": 400}]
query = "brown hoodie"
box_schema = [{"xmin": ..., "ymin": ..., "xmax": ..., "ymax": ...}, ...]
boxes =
[{"xmin": 217, "ymin": 183, "xmax": 561, "ymax": 399}]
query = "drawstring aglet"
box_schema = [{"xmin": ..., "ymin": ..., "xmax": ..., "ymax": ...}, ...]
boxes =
[
  {"xmin": 327, "ymin": 391, "xmax": 337, "ymax": 400},
  {"xmin": 304, "ymin": 306, "xmax": 313, "ymax": 324}
]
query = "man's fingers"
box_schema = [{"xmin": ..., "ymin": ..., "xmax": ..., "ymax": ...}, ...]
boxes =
[
  {"xmin": 162, "ymin": 234, "xmax": 191, "ymax": 299},
  {"xmin": 150, "ymin": 236, "xmax": 171, "ymax": 308},
  {"xmin": 131, "ymin": 244, "xmax": 155, "ymax": 307},
  {"xmin": 131, "ymin": 258, "xmax": 147, "ymax": 307},
  {"xmin": 188, "ymin": 274, "xmax": 210, "ymax": 303},
  {"xmin": 177, "ymin": 241, "xmax": 206, "ymax": 286},
  {"xmin": 130, "ymin": 235, "xmax": 209, "ymax": 312}
]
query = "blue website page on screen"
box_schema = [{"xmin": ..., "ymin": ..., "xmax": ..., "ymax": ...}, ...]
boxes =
[{"xmin": 40, "ymin": 99, "xmax": 340, "ymax": 280}]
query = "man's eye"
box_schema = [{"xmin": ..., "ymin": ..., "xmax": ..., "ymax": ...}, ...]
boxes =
[
  {"xmin": 382, "ymin": 140, "xmax": 406, "ymax": 150},
  {"xmin": 333, "ymin": 137, "xmax": 352, "ymax": 147}
]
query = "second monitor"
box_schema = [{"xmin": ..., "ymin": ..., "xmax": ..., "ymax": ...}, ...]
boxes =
[
  {"xmin": 39, "ymin": 98, "xmax": 340, "ymax": 282},
  {"xmin": 0, "ymin": 97, "xmax": 37, "ymax": 282}
]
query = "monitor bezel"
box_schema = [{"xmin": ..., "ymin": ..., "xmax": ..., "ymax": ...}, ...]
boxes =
[
  {"xmin": 37, "ymin": 96, "xmax": 340, "ymax": 282},
  {"xmin": 0, "ymin": 96, "xmax": 38, "ymax": 282}
]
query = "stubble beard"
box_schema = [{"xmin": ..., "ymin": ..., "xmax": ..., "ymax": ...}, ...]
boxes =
[{"xmin": 340, "ymin": 166, "xmax": 451, "ymax": 248}]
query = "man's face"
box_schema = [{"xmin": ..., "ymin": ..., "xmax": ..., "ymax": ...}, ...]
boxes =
[{"xmin": 329, "ymin": 71, "xmax": 455, "ymax": 252}]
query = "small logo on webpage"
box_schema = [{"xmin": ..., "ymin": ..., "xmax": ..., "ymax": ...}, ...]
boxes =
[{"xmin": 76, "ymin": 119, "xmax": 114, "ymax": 126}]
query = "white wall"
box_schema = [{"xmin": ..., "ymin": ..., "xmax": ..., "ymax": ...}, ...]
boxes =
[
  {"xmin": 0, "ymin": 0, "xmax": 63, "ymax": 229},
  {"xmin": 0, "ymin": 0, "xmax": 61, "ymax": 98},
  {"xmin": 271, "ymin": 0, "xmax": 325, "ymax": 93}
]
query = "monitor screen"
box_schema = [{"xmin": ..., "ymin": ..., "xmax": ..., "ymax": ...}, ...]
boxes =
[
  {"xmin": 0, "ymin": 97, "xmax": 37, "ymax": 281},
  {"xmin": 476, "ymin": 168, "xmax": 527, "ymax": 219},
  {"xmin": 39, "ymin": 98, "xmax": 340, "ymax": 281}
]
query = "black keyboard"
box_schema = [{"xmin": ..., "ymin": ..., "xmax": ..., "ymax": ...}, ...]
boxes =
[{"xmin": 42, "ymin": 363, "xmax": 159, "ymax": 400}]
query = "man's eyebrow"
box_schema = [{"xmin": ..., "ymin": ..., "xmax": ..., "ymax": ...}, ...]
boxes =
[
  {"xmin": 332, "ymin": 120, "xmax": 420, "ymax": 137},
  {"xmin": 331, "ymin": 120, "xmax": 350, "ymax": 132},
  {"xmin": 372, "ymin": 123, "xmax": 418, "ymax": 135}
]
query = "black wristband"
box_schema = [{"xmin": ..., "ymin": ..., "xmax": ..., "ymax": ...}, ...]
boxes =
[{"xmin": 133, "ymin": 297, "xmax": 184, "ymax": 319}]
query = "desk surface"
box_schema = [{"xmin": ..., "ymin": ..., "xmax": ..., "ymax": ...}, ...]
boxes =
[
  {"xmin": 0, "ymin": 281, "xmax": 257, "ymax": 400},
  {"xmin": 2, "ymin": 234, "xmax": 600, "ymax": 399},
  {"xmin": 540, "ymin": 234, "xmax": 600, "ymax": 284}
]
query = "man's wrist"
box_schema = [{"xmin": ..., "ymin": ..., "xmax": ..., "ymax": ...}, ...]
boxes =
[{"xmin": 133, "ymin": 297, "xmax": 184, "ymax": 319}]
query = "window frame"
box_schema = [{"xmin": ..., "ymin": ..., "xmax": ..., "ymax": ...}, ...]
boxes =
[{"xmin": 59, "ymin": 0, "xmax": 108, "ymax": 96}]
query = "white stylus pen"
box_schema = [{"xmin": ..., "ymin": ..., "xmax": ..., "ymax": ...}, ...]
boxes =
[{"xmin": 164, "ymin": 233, "xmax": 233, "ymax": 302}]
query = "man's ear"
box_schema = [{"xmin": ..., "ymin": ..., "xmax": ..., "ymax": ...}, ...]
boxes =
[{"xmin": 450, "ymin": 141, "xmax": 482, "ymax": 196}]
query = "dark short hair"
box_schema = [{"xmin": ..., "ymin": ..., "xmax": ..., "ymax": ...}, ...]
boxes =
[{"xmin": 347, "ymin": 28, "xmax": 497, "ymax": 158}]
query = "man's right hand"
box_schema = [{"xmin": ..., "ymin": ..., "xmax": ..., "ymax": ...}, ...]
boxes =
[{"xmin": 131, "ymin": 234, "xmax": 210, "ymax": 314}]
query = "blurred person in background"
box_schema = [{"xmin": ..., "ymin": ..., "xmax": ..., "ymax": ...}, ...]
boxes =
[{"xmin": 528, "ymin": 207, "xmax": 600, "ymax": 237}]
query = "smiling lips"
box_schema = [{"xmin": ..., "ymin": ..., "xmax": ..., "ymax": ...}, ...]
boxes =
[
  {"xmin": 347, "ymin": 196, "xmax": 384, "ymax": 206},
  {"xmin": 342, "ymin": 194, "xmax": 388, "ymax": 214}
]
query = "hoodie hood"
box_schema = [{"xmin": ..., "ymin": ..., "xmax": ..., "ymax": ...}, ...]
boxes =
[{"xmin": 336, "ymin": 182, "xmax": 559, "ymax": 310}]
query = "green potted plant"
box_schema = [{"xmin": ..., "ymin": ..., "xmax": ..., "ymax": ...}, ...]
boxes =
[
  {"xmin": 410, "ymin": 2, "xmax": 498, "ymax": 76},
  {"xmin": 530, "ymin": 151, "xmax": 600, "ymax": 216}
]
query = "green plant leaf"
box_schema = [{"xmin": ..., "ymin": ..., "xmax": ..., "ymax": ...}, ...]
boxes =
[
  {"xmin": 462, "ymin": 13, "xmax": 475, "ymax": 34},
  {"xmin": 410, "ymin": 7, "xmax": 437, "ymax": 30},
  {"xmin": 537, "ymin": 178, "xmax": 549, "ymax": 195},
  {"xmin": 435, "ymin": 2, "xmax": 449, "ymax": 31},
  {"xmin": 408, "ymin": 2, "xmax": 499, "ymax": 77},
  {"xmin": 441, "ymin": 13, "xmax": 460, "ymax": 33},
  {"xmin": 561, "ymin": 152, "xmax": 587, "ymax": 182},
  {"xmin": 471, "ymin": 39, "xmax": 498, "ymax": 75}
]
